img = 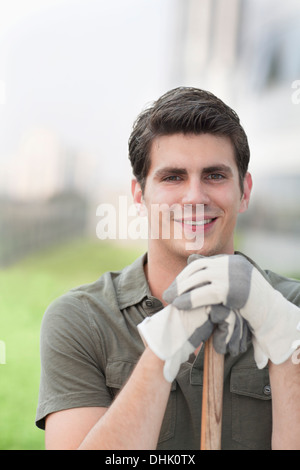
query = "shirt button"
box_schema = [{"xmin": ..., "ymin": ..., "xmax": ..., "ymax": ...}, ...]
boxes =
[
  {"xmin": 145, "ymin": 299, "xmax": 153, "ymax": 307},
  {"xmin": 263, "ymin": 384, "xmax": 271, "ymax": 396}
]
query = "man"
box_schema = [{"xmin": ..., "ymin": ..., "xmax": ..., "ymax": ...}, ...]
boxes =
[{"xmin": 36, "ymin": 87, "xmax": 300, "ymax": 450}]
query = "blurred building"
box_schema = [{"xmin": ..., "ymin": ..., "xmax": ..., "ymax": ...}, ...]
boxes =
[
  {"xmin": 0, "ymin": 127, "xmax": 97, "ymax": 201},
  {"xmin": 174, "ymin": 0, "xmax": 300, "ymax": 174},
  {"xmin": 0, "ymin": 128, "xmax": 95, "ymax": 266}
]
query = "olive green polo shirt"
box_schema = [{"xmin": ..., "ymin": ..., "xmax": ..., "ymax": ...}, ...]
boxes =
[{"xmin": 36, "ymin": 252, "xmax": 300, "ymax": 450}]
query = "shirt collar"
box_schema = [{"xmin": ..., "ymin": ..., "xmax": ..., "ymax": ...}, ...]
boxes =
[
  {"xmin": 234, "ymin": 251, "xmax": 271, "ymax": 282},
  {"xmin": 116, "ymin": 253, "xmax": 156, "ymax": 309}
]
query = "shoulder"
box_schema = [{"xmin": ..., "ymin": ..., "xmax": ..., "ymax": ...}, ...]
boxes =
[
  {"xmin": 39, "ymin": 272, "xmax": 124, "ymax": 380},
  {"xmin": 40, "ymin": 252, "xmax": 148, "ymax": 342},
  {"xmin": 40, "ymin": 270, "xmax": 122, "ymax": 337},
  {"xmin": 264, "ymin": 270, "xmax": 300, "ymax": 307}
]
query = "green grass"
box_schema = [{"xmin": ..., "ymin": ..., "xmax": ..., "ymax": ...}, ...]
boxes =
[{"xmin": 0, "ymin": 237, "xmax": 146, "ymax": 450}]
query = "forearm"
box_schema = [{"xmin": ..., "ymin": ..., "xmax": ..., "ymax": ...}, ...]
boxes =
[
  {"xmin": 78, "ymin": 347, "xmax": 171, "ymax": 450},
  {"xmin": 269, "ymin": 351, "xmax": 300, "ymax": 450}
]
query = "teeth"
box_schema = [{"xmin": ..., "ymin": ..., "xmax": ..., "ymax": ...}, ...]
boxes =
[{"xmin": 181, "ymin": 219, "xmax": 213, "ymax": 226}]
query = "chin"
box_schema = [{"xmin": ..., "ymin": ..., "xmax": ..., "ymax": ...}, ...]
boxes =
[
  {"xmin": 166, "ymin": 238, "xmax": 232, "ymax": 263},
  {"xmin": 173, "ymin": 244, "xmax": 208, "ymax": 263},
  {"xmin": 184, "ymin": 244, "xmax": 226, "ymax": 258}
]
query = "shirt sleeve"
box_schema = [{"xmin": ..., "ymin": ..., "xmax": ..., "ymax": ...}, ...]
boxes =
[{"xmin": 35, "ymin": 292, "xmax": 112, "ymax": 430}]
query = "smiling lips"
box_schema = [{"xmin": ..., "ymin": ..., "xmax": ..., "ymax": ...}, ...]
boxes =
[
  {"xmin": 174, "ymin": 217, "xmax": 217, "ymax": 231},
  {"xmin": 181, "ymin": 218, "xmax": 215, "ymax": 226}
]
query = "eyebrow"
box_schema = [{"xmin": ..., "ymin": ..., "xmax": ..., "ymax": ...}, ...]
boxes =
[
  {"xmin": 154, "ymin": 167, "xmax": 188, "ymax": 179},
  {"xmin": 202, "ymin": 164, "xmax": 233, "ymax": 176},
  {"xmin": 154, "ymin": 164, "xmax": 234, "ymax": 179}
]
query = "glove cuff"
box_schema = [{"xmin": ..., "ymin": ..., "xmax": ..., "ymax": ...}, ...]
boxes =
[
  {"xmin": 137, "ymin": 305, "xmax": 194, "ymax": 382},
  {"xmin": 253, "ymin": 289, "xmax": 300, "ymax": 367}
]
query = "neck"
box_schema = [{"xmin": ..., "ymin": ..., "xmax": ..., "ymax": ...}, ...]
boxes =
[
  {"xmin": 144, "ymin": 246, "xmax": 188, "ymax": 305},
  {"xmin": 144, "ymin": 240, "xmax": 236, "ymax": 303}
]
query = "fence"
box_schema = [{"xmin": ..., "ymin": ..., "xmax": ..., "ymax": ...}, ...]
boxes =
[{"xmin": 0, "ymin": 192, "xmax": 88, "ymax": 267}]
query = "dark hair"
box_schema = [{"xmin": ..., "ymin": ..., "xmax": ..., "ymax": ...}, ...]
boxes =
[{"xmin": 128, "ymin": 87, "xmax": 250, "ymax": 193}]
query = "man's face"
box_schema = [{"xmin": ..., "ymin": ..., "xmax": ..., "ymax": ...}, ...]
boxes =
[{"xmin": 132, "ymin": 133, "xmax": 252, "ymax": 262}]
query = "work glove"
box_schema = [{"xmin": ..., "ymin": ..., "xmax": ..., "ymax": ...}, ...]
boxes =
[
  {"xmin": 163, "ymin": 253, "xmax": 300, "ymax": 368},
  {"xmin": 138, "ymin": 302, "xmax": 250, "ymax": 383}
]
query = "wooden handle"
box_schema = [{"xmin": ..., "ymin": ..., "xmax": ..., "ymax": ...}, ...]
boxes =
[{"xmin": 200, "ymin": 336, "xmax": 224, "ymax": 450}]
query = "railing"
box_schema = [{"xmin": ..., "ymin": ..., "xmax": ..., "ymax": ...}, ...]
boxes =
[{"xmin": 0, "ymin": 192, "xmax": 88, "ymax": 267}]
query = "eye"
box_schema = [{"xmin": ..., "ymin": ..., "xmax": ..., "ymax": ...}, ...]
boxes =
[
  {"xmin": 206, "ymin": 173, "xmax": 225, "ymax": 181},
  {"xmin": 163, "ymin": 175, "xmax": 182, "ymax": 182}
]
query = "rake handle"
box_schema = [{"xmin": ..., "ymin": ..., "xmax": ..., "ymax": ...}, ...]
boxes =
[{"xmin": 200, "ymin": 336, "xmax": 224, "ymax": 450}]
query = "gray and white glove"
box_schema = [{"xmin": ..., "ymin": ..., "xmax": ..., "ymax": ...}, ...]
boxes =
[
  {"xmin": 138, "ymin": 302, "xmax": 250, "ymax": 383},
  {"xmin": 163, "ymin": 254, "xmax": 300, "ymax": 368}
]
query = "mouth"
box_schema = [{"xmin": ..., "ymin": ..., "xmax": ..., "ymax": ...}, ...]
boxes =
[
  {"xmin": 174, "ymin": 217, "xmax": 217, "ymax": 232},
  {"xmin": 180, "ymin": 218, "xmax": 215, "ymax": 226}
]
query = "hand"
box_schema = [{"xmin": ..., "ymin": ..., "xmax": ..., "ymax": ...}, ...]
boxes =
[
  {"xmin": 163, "ymin": 253, "xmax": 300, "ymax": 368},
  {"xmin": 138, "ymin": 302, "xmax": 250, "ymax": 383}
]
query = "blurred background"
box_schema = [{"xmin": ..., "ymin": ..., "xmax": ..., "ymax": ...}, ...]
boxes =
[{"xmin": 0, "ymin": 0, "xmax": 300, "ymax": 449}]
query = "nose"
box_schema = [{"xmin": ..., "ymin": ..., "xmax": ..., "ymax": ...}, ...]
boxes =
[{"xmin": 181, "ymin": 178, "xmax": 210, "ymax": 206}]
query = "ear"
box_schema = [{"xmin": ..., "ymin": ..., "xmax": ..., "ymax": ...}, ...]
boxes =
[
  {"xmin": 131, "ymin": 178, "xmax": 148, "ymax": 217},
  {"xmin": 131, "ymin": 178, "xmax": 143, "ymax": 205},
  {"xmin": 239, "ymin": 172, "xmax": 252, "ymax": 213}
]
